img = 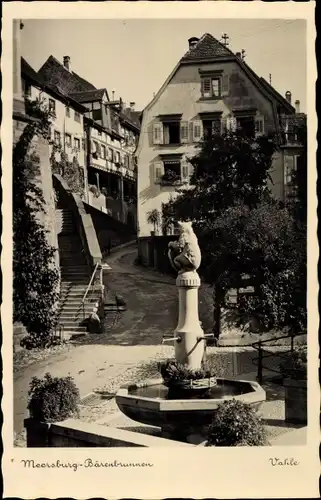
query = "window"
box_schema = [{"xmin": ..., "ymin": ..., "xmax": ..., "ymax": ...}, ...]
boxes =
[
  {"xmin": 74, "ymin": 138, "xmax": 80, "ymax": 150},
  {"xmin": 74, "ymin": 111, "xmax": 81, "ymax": 123},
  {"xmin": 200, "ymin": 73, "xmax": 229, "ymax": 99},
  {"xmin": 49, "ymin": 99, "xmax": 56, "ymax": 115},
  {"xmin": 161, "ymin": 159, "xmax": 181, "ymax": 184},
  {"xmin": 66, "ymin": 107, "xmax": 70, "ymax": 118},
  {"xmin": 101, "ymin": 145, "xmax": 106, "ymax": 159},
  {"xmin": 23, "ymin": 80, "xmax": 32, "ymax": 98},
  {"xmin": 109, "ymin": 148, "xmax": 114, "ymax": 162},
  {"xmin": 124, "ymin": 154, "xmax": 129, "ymax": 168},
  {"xmin": 92, "ymin": 108, "xmax": 102, "ymax": 121},
  {"xmin": 82, "ymin": 138, "xmax": 86, "ymax": 150},
  {"xmin": 163, "ymin": 121, "xmax": 180, "ymax": 145},
  {"xmin": 115, "ymin": 151, "xmax": 121, "ymax": 164},
  {"xmin": 65, "ymin": 133, "xmax": 72, "ymax": 148},
  {"xmin": 54, "ymin": 130, "xmax": 61, "ymax": 146},
  {"xmin": 236, "ymin": 116, "xmax": 255, "ymax": 138},
  {"xmin": 284, "ymin": 155, "xmax": 299, "ymax": 196},
  {"xmin": 98, "ymin": 130, "xmax": 102, "ymax": 136},
  {"xmin": 203, "ymin": 118, "xmax": 221, "ymax": 139}
]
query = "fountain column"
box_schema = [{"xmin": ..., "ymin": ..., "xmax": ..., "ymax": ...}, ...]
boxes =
[{"xmin": 174, "ymin": 270, "xmax": 204, "ymax": 370}]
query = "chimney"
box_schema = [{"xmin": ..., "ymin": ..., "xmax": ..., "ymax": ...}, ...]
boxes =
[
  {"xmin": 188, "ymin": 37, "xmax": 199, "ymax": 50},
  {"xmin": 112, "ymin": 90, "xmax": 115, "ymax": 101},
  {"xmin": 236, "ymin": 52, "xmax": 242, "ymax": 59},
  {"xmin": 63, "ymin": 56, "xmax": 71, "ymax": 72},
  {"xmin": 295, "ymin": 100, "xmax": 300, "ymax": 114},
  {"xmin": 285, "ymin": 91, "xmax": 292, "ymax": 104},
  {"xmin": 130, "ymin": 101, "xmax": 136, "ymax": 110}
]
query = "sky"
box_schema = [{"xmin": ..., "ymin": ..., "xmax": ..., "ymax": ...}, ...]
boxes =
[{"xmin": 21, "ymin": 18, "xmax": 307, "ymax": 112}]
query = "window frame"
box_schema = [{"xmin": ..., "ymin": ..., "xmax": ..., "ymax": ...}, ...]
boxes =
[
  {"xmin": 49, "ymin": 98, "xmax": 56, "ymax": 115},
  {"xmin": 65, "ymin": 133, "xmax": 72, "ymax": 148},
  {"xmin": 74, "ymin": 137, "xmax": 81, "ymax": 151},
  {"xmin": 74, "ymin": 110, "xmax": 81, "ymax": 123},
  {"xmin": 54, "ymin": 130, "xmax": 61, "ymax": 146}
]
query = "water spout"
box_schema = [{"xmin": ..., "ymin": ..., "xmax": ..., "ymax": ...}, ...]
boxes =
[{"xmin": 162, "ymin": 336, "xmax": 182, "ymax": 344}]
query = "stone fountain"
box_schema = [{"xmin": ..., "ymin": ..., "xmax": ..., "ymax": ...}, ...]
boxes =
[{"xmin": 116, "ymin": 222, "xmax": 265, "ymax": 443}]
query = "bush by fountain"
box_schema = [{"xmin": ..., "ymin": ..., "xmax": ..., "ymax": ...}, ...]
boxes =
[{"xmin": 206, "ymin": 399, "xmax": 268, "ymax": 447}]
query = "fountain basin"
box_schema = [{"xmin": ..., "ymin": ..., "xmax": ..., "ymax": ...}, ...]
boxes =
[{"xmin": 116, "ymin": 377, "xmax": 266, "ymax": 441}]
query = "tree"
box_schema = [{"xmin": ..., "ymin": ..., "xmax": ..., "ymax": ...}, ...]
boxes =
[
  {"xmin": 162, "ymin": 129, "xmax": 306, "ymax": 334},
  {"xmin": 146, "ymin": 208, "xmax": 161, "ymax": 234},
  {"xmin": 13, "ymin": 99, "xmax": 60, "ymax": 348}
]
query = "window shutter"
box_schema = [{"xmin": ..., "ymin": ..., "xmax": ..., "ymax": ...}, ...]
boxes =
[
  {"xmin": 180, "ymin": 158, "xmax": 190, "ymax": 183},
  {"xmin": 154, "ymin": 161, "xmax": 164, "ymax": 183},
  {"xmin": 193, "ymin": 120, "xmax": 203, "ymax": 142},
  {"xmin": 201, "ymin": 77, "xmax": 211, "ymax": 98},
  {"xmin": 255, "ymin": 116, "xmax": 265, "ymax": 136},
  {"xmin": 180, "ymin": 121, "xmax": 189, "ymax": 144},
  {"xmin": 152, "ymin": 122, "xmax": 163, "ymax": 145},
  {"xmin": 226, "ymin": 116, "xmax": 237, "ymax": 132},
  {"xmin": 221, "ymin": 74, "xmax": 230, "ymax": 96}
]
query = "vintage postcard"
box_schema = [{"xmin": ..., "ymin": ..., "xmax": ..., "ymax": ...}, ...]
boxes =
[{"xmin": 2, "ymin": 1, "xmax": 318, "ymax": 498}]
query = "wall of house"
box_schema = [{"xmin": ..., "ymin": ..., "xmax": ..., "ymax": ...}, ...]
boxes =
[
  {"xmin": 137, "ymin": 59, "xmax": 280, "ymax": 237},
  {"xmin": 25, "ymin": 82, "xmax": 86, "ymax": 169}
]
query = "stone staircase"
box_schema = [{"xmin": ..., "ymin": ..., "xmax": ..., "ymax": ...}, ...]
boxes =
[{"xmin": 56, "ymin": 209, "xmax": 100, "ymax": 340}]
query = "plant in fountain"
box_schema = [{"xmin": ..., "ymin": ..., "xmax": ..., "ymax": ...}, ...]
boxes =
[
  {"xmin": 206, "ymin": 399, "xmax": 268, "ymax": 447},
  {"xmin": 159, "ymin": 359, "xmax": 217, "ymax": 390}
]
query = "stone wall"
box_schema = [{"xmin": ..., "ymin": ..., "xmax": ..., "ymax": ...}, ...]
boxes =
[
  {"xmin": 24, "ymin": 418, "xmax": 194, "ymax": 448},
  {"xmin": 13, "ymin": 115, "xmax": 59, "ymax": 267},
  {"xmin": 85, "ymin": 203, "xmax": 136, "ymax": 253}
]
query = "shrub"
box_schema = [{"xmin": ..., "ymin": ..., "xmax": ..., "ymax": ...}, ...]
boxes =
[
  {"xmin": 206, "ymin": 399, "xmax": 267, "ymax": 447},
  {"xmin": 279, "ymin": 347, "xmax": 307, "ymax": 380},
  {"xmin": 28, "ymin": 373, "xmax": 80, "ymax": 422}
]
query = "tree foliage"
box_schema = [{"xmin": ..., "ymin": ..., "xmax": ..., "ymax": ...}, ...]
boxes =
[
  {"xmin": 162, "ymin": 128, "xmax": 307, "ymax": 333},
  {"xmin": 13, "ymin": 99, "xmax": 60, "ymax": 348}
]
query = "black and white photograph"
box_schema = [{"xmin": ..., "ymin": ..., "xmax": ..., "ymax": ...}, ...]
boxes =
[{"xmin": 2, "ymin": 2, "xmax": 318, "ymax": 499}]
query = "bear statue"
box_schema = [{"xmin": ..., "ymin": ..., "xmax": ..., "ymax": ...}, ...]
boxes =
[{"xmin": 168, "ymin": 221, "xmax": 201, "ymax": 274}]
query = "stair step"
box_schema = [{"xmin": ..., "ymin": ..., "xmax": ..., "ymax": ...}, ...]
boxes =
[{"xmin": 58, "ymin": 325, "xmax": 87, "ymax": 331}]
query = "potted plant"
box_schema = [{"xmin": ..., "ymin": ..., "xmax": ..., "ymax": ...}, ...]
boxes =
[
  {"xmin": 159, "ymin": 359, "xmax": 217, "ymax": 391},
  {"xmin": 146, "ymin": 208, "xmax": 161, "ymax": 236},
  {"xmin": 25, "ymin": 373, "xmax": 80, "ymax": 447},
  {"xmin": 206, "ymin": 399, "xmax": 268, "ymax": 447},
  {"xmin": 161, "ymin": 169, "xmax": 181, "ymax": 185},
  {"xmin": 279, "ymin": 347, "xmax": 307, "ymax": 424}
]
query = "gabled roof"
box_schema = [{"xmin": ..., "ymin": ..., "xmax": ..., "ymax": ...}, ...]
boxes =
[
  {"xmin": 259, "ymin": 77, "xmax": 295, "ymax": 114},
  {"xmin": 21, "ymin": 57, "xmax": 87, "ymax": 113},
  {"xmin": 69, "ymin": 89, "xmax": 108, "ymax": 103},
  {"xmin": 21, "ymin": 57, "xmax": 46, "ymax": 87},
  {"xmin": 181, "ymin": 33, "xmax": 234, "ymax": 63},
  {"xmin": 38, "ymin": 55, "xmax": 96, "ymax": 94}
]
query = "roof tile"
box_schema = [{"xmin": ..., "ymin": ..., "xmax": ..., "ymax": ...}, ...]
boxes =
[
  {"xmin": 181, "ymin": 33, "xmax": 233, "ymax": 62},
  {"xmin": 38, "ymin": 55, "xmax": 96, "ymax": 94}
]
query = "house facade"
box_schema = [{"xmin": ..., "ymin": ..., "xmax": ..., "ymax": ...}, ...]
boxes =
[
  {"xmin": 37, "ymin": 55, "xmax": 140, "ymax": 225},
  {"xmin": 137, "ymin": 33, "xmax": 306, "ymax": 243},
  {"xmin": 21, "ymin": 57, "xmax": 89, "ymax": 199}
]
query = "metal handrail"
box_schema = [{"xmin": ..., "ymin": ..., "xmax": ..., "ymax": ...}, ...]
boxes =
[
  {"xmin": 72, "ymin": 262, "xmax": 101, "ymax": 321},
  {"xmin": 82, "ymin": 262, "xmax": 100, "ymax": 305}
]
